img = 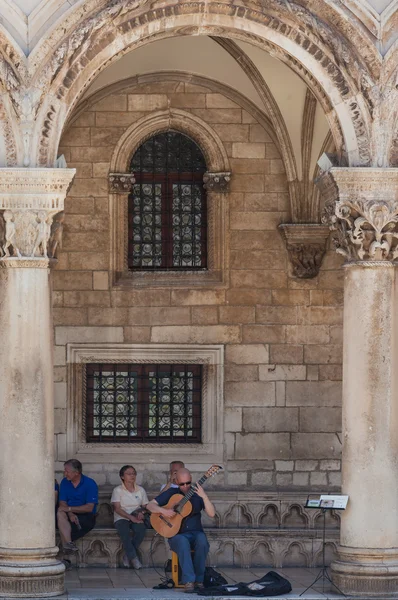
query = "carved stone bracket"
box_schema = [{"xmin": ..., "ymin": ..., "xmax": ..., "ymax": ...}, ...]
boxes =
[
  {"xmin": 317, "ymin": 167, "xmax": 398, "ymax": 262},
  {"xmin": 203, "ymin": 172, "xmax": 231, "ymax": 193},
  {"xmin": 0, "ymin": 168, "xmax": 75, "ymax": 264},
  {"xmin": 109, "ymin": 172, "xmax": 136, "ymax": 193},
  {"xmin": 279, "ymin": 223, "xmax": 330, "ymax": 279}
]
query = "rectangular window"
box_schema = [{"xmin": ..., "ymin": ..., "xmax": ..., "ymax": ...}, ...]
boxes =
[
  {"xmin": 128, "ymin": 176, "xmax": 207, "ymax": 270},
  {"xmin": 85, "ymin": 363, "xmax": 202, "ymax": 443}
]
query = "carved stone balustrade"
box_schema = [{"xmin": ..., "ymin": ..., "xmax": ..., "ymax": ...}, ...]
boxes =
[
  {"xmin": 278, "ymin": 223, "xmax": 330, "ymax": 278},
  {"xmin": 317, "ymin": 167, "xmax": 398, "ymax": 262},
  {"xmin": 0, "ymin": 168, "xmax": 75, "ymax": 264}
]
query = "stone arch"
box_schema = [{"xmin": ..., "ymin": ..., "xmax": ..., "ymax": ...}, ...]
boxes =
[
  {"xmin": 258, "ymin": 503, "xmax": 280, "ymax": 528},
  {"xmin": 109, "ymin": 107, "xmax": 230, "ymax": 174},
  {"xmin": 223, "ymin": 503, "xmax": 254, "ymax": 528},
  {"xmin": 69, "ymin": 69, "xmax": 281, "ymax": 174},
  {"xmin": 30, "ymin": 1, "xmax": 373, "ymax": 168},
  {"xmin": 313, "ymin": 541, "xmax": 339, "ymax": 567},
  {"xmin": 314, "ymin": 509, "xmax": 340, "ymax": 530},
  {"xmin": 84, "ymin": 540, "xmax": 111, "ymax": 567},
  {"xmin": 282, "ymin": 541, "xmax": 310, "ymax": 568},
  {"xmin": 281, "ymin": 504, "xmax": 310, "ymax": 529},
  {"xmin": 249, "ymin": 541, "xmax": 275, "ymax": 567},
  {"xmin": 0, "ymin": 24, "xmax": 26, "ymax": 166}
]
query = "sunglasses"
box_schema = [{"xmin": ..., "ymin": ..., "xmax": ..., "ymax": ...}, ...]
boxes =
[{"xmin": 178, "ymin": 481, "xmax": 192, "ymax": 486}]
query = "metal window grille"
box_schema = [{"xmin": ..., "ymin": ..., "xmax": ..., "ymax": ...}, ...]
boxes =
[
  {"xmin": 85, "ymin": 363, "xmax": 202, "ymax": 443},
  {"xmin": 128, "ymin": 132, "xmax": 207, "ymax": 270}
]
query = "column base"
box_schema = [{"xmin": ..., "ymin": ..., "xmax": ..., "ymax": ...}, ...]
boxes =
[
  {"xmin": 331, "ymin": 546, "xmax": 398, "ymax": 597},
  {"xmin": 0, "ymin": 547, "xmax": 65, "ymax": 597}
]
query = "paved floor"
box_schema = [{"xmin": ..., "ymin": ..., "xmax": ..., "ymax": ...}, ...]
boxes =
[{"xmin": 57, "ymin": 566, "xmax": 349, "ymax": 599}]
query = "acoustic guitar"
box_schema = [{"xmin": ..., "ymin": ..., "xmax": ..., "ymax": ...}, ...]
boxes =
[{"xmin": 149, "ymin": 464, "xmax": 222, "ymax": 538}]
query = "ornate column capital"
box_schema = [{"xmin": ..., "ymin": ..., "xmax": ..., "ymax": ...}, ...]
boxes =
[
  {"xmin": 203, "ymin": 172, "xmax": 231, "ymax": 193},
  {"xmin": 0, "ymin": 168, "xmax": 75, "ymax": 265},
  {"xmin": 109, "ymin": 172, "xmax": 136, "ymax": 193},
  {"xmin": 279, "ymin": 223, "xmax": 330, "ymax": 278},
  {"xmin": 318, "ymin": 167, "xmax": 398, "ymax": 263}
]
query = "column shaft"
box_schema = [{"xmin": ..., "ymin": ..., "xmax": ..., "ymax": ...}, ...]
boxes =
[
  {"xmin": 331, "ymin": 263, "xmax": 398, "ymax": 595},
  {"xmin": 0, "ymin": 262, "xmax": 64, "ymax": 597}
]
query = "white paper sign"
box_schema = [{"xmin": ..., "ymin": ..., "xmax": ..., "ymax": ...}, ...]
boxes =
[{"xmin": 320, "ymin": 495, "xmax": 348, "ymax": 509}]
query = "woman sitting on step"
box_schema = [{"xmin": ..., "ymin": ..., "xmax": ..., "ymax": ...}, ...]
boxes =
[{"xmin": 111, "ymin": 465, "xmax": 149, "ymax": 569}]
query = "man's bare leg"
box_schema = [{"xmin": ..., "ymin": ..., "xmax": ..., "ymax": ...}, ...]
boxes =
[{"xmin": 57, "ymin": 510, "xmax": 72, "ymax": 545}]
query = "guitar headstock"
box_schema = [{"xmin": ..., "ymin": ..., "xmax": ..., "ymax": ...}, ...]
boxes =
[{"xmin": 205, "ymin": 464, "xmax": 223, "ymax": 479}]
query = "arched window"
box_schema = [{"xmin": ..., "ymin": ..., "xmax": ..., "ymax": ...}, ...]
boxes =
[{"xmin": 128, "ymin": 131, "xmax": 207, "ymax": 270}]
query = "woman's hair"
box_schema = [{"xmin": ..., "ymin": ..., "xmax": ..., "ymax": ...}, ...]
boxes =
[{"xmin": 119, "ymin": 465, "xmax": 137, "ymax": 480}]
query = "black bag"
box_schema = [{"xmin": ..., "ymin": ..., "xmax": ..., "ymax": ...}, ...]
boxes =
[
  {"xmin": 197, "ymin": 571, "xmax": 291, "ymax": 597},
  {"xmin": 198, "ymin": 583, "xmax": 248, "ymax": 596},
  {"xmin": 245, "ymin": 571, "xmax": 292, "ymax": 596},
  {"xmin": 203, "ymin": 566, "xmax": 228, "ymax": 588}
]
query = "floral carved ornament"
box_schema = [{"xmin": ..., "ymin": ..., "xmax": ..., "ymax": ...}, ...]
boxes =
[{"xmin": 319, "ymin": 168, "xmax": 398, "ymax": 263}]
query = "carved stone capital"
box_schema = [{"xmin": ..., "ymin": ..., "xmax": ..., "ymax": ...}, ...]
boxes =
[
  {"xmin": 279, "ymin": 223, "xmax": 330, "ymax": 279},
  {"xmin": 0, "ymin": 168, "xmax": 75, "ymax": 264},
  {"xmin": 318, "ymin": 167, "xmax": 398, "ymax": 263},
  {"xmin": 109, "ymin": 172, "xmax": 136, "ymax": 193},
  {"xmin": 203, "ymin": 172, "xmax": 231, "ymax": 193}
]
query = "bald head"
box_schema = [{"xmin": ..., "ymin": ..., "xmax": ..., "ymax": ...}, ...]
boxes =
[{"xmin": 176, "ymin": 468, "xmax": 192, "ymax": 490}]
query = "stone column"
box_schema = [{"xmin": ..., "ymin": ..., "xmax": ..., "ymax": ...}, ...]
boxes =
[
  {"xmin": 318, "ymin": 167, "xmax": 398, "ymax": 596},
  {"xmin": 0, "ymin": 168, "xmax": 75, "ymax": 597}
]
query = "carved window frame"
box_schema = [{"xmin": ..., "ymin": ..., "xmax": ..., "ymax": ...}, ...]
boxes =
[
  {"xmin": 109, "ymin": 109, "xmax": 231, "ymax": 288},
  {"xmin": 66, "ymin": 343, "xmax": 224, "ymax": 464}
]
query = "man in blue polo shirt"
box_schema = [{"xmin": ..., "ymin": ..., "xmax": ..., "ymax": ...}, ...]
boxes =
[
  {"xmin": 146, "ymin": 468, "xmax": 216, "ymax": 593},
  {"xmin": 57, "ymin": 459, "xmax": 98, "ymax": 554}
]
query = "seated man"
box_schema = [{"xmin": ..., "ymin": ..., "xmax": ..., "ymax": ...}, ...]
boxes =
[
  {"xmin": 57, "ymin": 459, "xmax": 98, "ymax": 554},
  {"xmin": 160, "ymin": 460, "xmax": 185, "ymax": 492},
  {"xmin": 111, "ymin": 465, "xmax": 149, "ymax": 570},
  {"xmin": 147, "ymin": 468, "xmax": 215, "ymax": 593}
]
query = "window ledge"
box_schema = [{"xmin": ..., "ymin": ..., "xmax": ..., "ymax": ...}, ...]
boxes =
[{"xmin": 113, "ymin": 269, "xmax": 226, "ymax": 288}]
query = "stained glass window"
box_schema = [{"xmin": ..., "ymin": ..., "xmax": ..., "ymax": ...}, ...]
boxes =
[
  {"xmin": 85, "ymin": 363, "xmax": 202, "ymax": 443},
  {"xmin": 128, "ymin": 132, "xmax": 207, "ymax": 270}
]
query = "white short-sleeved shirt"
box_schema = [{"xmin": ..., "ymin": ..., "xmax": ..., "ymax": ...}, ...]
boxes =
[{"xmin": 111, "ymin": 484, "xmax": 149, "ymax": 523}]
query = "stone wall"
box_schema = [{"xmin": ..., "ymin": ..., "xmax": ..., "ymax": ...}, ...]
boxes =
[{"xmin": 54, "ymin": 78, "xmax": 343, "ymax": 491}]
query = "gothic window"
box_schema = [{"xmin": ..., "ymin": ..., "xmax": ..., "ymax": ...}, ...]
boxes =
[
  {"xmin": 128, "ymin": 132, "xmax": 207, "ymax": 270},
  {"xmin": 85, "ymin": 363, "xmax": 202, "ymax": 443}
]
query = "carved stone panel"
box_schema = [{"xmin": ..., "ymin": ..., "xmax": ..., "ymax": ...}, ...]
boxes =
[
  {"xmin": 317, "ymin": 167, "xmax": 398, "ymax": 262},
  {"xmin": 203, "ymin": 172, "xmax": 231, "ymax": 193},
  {"xmin": 279, "ymin": 224, "xmax": 330, "ymax": 278},
  {"xmin": 0, "ymin": 168, "xmax": 75, "ymax": 265},
  {"xmin": 108, "ymin": 172, "xmax": 136, "ymax": 193}
]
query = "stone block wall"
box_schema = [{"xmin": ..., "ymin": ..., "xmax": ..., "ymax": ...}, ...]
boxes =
[{"xmin": 54, "ymin": 78, "xmax": 343, "ymax": 491}]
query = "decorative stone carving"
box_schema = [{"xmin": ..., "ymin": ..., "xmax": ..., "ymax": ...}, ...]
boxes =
[
  {"xmin": 279, "ymin": 224, "xmax": 330, "ymax": 278},
  {"xmin": 0, "ymin": 168, "xmax": 75, "ymax": 265},
  {"xmin": 48, "ymin": 211, "xmax": 64, "ymax": 258},
  {"xmin": 203, "ymin": 172, "xmax": 231, "ymax": 193},
  {"xmin": 31, "ymin": 0, "xmax": 375, "ymax": 167},
  {"xmin": 318, "ymin": 166, "xmax": 398, "ymax": 262},
  {"xmin": 108, "ymin": 172, "xmax": 136, "ymax": 193}
]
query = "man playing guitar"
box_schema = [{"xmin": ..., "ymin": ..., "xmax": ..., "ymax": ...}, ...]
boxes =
[{"xmin": 146, "ymin": 468, "xmax": 216, "ymax": 593}]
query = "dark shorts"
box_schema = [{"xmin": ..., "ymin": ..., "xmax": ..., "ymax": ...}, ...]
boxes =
[{"xmin": 71, "ymin": 514, "xmax": 96, "ymax": 542}]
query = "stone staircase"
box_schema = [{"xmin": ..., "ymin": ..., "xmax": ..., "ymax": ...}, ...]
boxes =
[{"xmin": 66, "ymin": 489, "xmax": 340, "ymax": 569}]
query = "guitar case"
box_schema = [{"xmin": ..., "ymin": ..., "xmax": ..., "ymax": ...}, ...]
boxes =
[{"xmin": 197, "ymin": 571, "xmax": 292, "ymax": 596}]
